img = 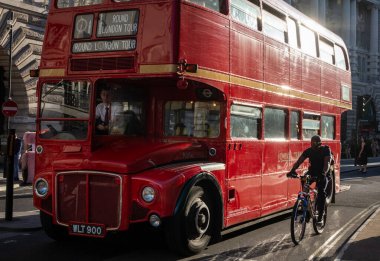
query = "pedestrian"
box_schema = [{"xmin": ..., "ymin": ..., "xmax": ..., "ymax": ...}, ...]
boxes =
[
  {"xmin": 346, "ymin": 143, "xmax": 351, "ymax": 159},
  {"xmin": 358, "ymin": 136, "xmax": 368, "ymax": 173},
  {"xmin": 13, "ymin": 134, "xmax": 23, "ymax": 181}
]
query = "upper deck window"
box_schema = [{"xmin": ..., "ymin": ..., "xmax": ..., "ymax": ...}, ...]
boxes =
[
  {"xmin": 230, "ymin": 0, "xmax": 261, "ymax": 31},
  {"xmin": 164, "ymin": 101, "xmax": 221, "ymax": 138},
  {"xmin": 319, "ymin": 38, "xmax": 334, "ymax": 65},
  {"xmin": 263, "ymin": 6, "xmax": 287, "ymax": 43},
  {"xmin": 335, "ymin": 45, "xmax": 348, "ymax": 70},
  {"xmin": 57, "ymin": 0, "xmax": 103, "ymax": 8},
  {"xmin": 300, "ymin": 25, "xmax": 317, "ymax": 57},
  {"xmin": 39, "ymin": 80, "xmax": 91, "ymax": 140},
  {"xmin": 186, "ymin": 0, "xmax": 225, "ymax": 13},
  {"xmin": 287, "ymin": 18, "xmax": 298, "ymax": 48}
]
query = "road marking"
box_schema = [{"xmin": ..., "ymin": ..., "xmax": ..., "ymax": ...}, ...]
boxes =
[
  {"xmin": 307, "ymin": 202, "xmax": 380, "ymax": 260},
  {"xmin": 0, "ymin": 184, "xmax": 20, "ymax": 192},
  {"xmin": 334, "ymin": 207, "xmax": 380, "ymax": 261}
]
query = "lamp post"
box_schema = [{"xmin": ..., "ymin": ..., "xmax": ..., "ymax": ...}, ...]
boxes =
[{"xmin": 4, "ymin": 10, "xmax": 15, "ymax": 221}]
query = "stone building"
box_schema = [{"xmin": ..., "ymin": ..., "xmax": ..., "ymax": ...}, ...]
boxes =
[
  {"xmin": 0, "ymin": 0, "xmax": 47, "ymax": 137},
  {"xmin": 285, "ymin": 0, "xmax": 380, "ymax": 144},
  {"xmin": 1, "ymin": 0, "xmax": 379, "ymax": 144}
]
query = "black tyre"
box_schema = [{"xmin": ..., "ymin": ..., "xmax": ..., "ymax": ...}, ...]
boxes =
[
  {"xmin": 40, "ymin": 211, "xmax": 69, "ymax": 241},
  {"xmin": 313, "ymin": 204, "xmax": 327, "ymax": 234},
  {"xmin": 325, "ymin": 171, "xmax": 335, "ymax": 205},
  {"xmin": 165, "ymin": 186, "xmax": 217, "ymax": 256},
  {"xmin": 290, "ymin": 199, "xmax": 307, "ymax": 245}
]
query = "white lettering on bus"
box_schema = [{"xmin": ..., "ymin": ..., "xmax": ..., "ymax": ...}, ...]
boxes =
[
  {"xmin": 121, "ymin": 40, "xmax": 135, "ymax": 49},
  {"xmin": 123, "ymin": 23, "xmax": 138, "ymax": 33},
  {"xmin": 95, "ymin": 41, "xmax": 120, "ymax": 51},
  {"xmin": 99, "ymin": 24, "xmax": 123, "ymax": 35},
  {"xmin": 73, "ymin": 42, "xmax": 93, "ymax": 53},
  {"xmin": 112, "ymin": 14, "xmax": 129, "ymax": 23}
]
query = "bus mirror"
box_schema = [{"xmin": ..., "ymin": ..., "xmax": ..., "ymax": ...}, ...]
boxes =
[
  {"xmin": 185, "ymin": 64, "xmax": 198, "ymax": 73},
  {"xmin": 30, "ymin": 69, "xmax": 39, "ymax": 77}
]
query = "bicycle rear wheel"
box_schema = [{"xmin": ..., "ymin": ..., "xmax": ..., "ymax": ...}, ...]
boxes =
[{"xmin": 291, "ymin": 199, "xmax": 307, "ymax": 245}]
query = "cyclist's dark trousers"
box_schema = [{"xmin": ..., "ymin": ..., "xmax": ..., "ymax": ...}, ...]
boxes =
[{"xmin": 316, "ymin": 176, "xmax": 327, "ymax": 219}]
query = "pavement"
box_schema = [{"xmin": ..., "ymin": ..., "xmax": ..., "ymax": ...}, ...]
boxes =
[{"xmin": 0, "ymin": 158, "xmax": 379, "ymax": 259}]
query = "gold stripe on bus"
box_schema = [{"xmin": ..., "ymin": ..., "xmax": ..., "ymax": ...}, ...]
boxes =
[
  {"xmin": 39, "ymin": 68, "xmax": 65, "ymax": 77},
  {"xmin": 139, "ymin": 63, "xmax": 351, "ymax": 110},
  {"xmin": 186, "ymin": 68, "xmax": 230, "ymax": 83},
  {"xmin": 139, "ymin": 64, "xmax": 177, "ymax": 74}
]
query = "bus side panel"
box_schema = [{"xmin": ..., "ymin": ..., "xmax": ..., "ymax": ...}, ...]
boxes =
[
  {"xmin": 230, "ymin": 22, "xmax": 264, "ymax": 81},
  {"xmin": 140, "ymin": 3, "xmax": 176, "ymax": 64},
  {"xmin": 225, "ymin": 141, "xmax": 263, "ymax": 226},
  {"xmin": 261, "ymin": 141, "xmax": 288, "ymax": 216},
  {"xmin": 289, "ymin": 49, "xmax": 302, "ymax": 90},
  {"xmin": 321, "ymin": 64, "xmax": 338, "ymax": 101},
  {"xmin": 179, "ymin": 5, "xmax": 229, "ymax": 73},
  {"xmin": 302, "ymin": 56, "xmax": 321, "ymax": 112},
  {"xmin": 40, "ymin": 13, "xmax": 73, "ymax": 68},
  {"xmin": 288, "ymin": 140, "xmax": 303, "ymax": 207},
  {"xmin": 263, "ymin": 38, "xmax": 289, "ymax": 88}
]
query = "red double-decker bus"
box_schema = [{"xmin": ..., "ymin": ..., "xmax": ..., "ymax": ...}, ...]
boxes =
[{"xmin": 33, "ymin": 0, "xmax": 351, "ymax": 255}]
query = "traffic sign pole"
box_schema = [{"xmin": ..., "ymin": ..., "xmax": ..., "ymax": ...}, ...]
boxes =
[
  {"xmin": 5, "ymin": 129, "xmax": 15, "ymax": 221},
  {"xmin": 2, "ymin": 99, "xmax": 18, "ymax": 221}
]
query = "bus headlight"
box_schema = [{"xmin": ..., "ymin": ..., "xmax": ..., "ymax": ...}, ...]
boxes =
[
  {"xmin": 35, "ymin": 178, "xmax": 49, "ymax": 198},
  {"xmin": 142, "ymin": 186, "xmax": 155, "ymax": 203}
]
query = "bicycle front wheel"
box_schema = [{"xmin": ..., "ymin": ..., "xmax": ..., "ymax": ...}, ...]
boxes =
[
  {"xmin": 291, "ymin": 199, "xmax": 307, "ymax": 245},
  {"xmin": 313, "ymin": 204, "xmax": 327, "ymax": 234}
]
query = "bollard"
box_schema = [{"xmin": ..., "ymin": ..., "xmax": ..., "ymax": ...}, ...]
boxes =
[{"xmin": 5, "ymin": 129, "xmax": 15, "ymax": 221}]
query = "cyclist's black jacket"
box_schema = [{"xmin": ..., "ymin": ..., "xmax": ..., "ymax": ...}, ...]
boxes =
[{"xmin": 301, "ymin": 145, "xmax": 331, "ymax": 177}]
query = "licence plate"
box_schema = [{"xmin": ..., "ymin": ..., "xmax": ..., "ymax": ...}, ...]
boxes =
[{"xmin": 69, "ymin": 222, "xmax": 106, "ymax": 238}]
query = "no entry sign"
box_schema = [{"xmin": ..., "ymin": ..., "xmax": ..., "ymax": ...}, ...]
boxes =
[{"xmin": 2, "ymin": 99, "xmax": 18, "ymax": 117}]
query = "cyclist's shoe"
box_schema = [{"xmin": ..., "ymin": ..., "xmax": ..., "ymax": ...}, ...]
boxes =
[{"xmin": 316, "ymin": 213, "xmax": 324, "ymax": 226}]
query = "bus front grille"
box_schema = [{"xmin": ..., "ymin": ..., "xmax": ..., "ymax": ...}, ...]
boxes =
[
  {"xmin": 70, "ymin": 57, "xmax": 135, "ymax": 71},
  {"xmin": 56, "ymin": 172, "xmax": 122, "ymax": 229}
]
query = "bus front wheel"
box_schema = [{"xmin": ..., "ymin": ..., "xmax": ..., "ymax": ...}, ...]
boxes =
[
  {"xmin": 40, "ymin": 211, "xmax": 68, "ymax": 241},
  {"xmin": 166, "ymin": 185, "xmax": 216, "ymax": 256}
]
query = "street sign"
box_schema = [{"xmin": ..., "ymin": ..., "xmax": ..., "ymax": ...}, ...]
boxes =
[{"xmin": 2, "ymin": 99, "xmax": 18, "ymax": 117}]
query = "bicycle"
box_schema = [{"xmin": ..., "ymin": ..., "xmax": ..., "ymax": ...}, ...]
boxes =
[{"xmin": 287, "ymin": 171, "xmax": 327, "ymax": 245}]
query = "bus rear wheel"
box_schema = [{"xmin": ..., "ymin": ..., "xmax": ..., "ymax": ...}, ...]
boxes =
[
  {"xmin": 166, "ymin": 186, "xmax": 216, "ymax": 256},
  {"xmin": 40, "ymin": 211, "xmax": 68, "ymax": 241}
]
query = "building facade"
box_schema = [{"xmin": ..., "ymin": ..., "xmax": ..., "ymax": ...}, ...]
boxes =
[
  {"xmin": 0, "ymin": 0, "xmax": 47, "ymax": 137},
  {"xmin": 0, "ymin": 0, "xmax": 379, "ymax": 145},
  {"xmin": 286, "ymin": 0, "xmax": 380, "ymax": 145}
]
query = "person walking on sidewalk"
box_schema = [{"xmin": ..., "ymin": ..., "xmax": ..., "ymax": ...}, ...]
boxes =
[
  {"xmin": 13, "ymin": 134, "xmax": 22, "ymax": 181},
  {"xmin": 358, "ymin": 136, "xmax": 368, "ymax": 173},
  {"xmin": 288, "ymin": 135, "xmax": 332, "ymax": 225}
]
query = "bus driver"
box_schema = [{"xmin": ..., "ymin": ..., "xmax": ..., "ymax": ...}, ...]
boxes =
[{"xmin": 95, "ymin": 85, "xmax": 122, "ymax": 135}]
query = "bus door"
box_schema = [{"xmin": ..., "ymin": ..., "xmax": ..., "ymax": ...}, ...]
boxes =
[{"xmin": 225, "ymin": 104, "xmax": 263, "ymax": 226}]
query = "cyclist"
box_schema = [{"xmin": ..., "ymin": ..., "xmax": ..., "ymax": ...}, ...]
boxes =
[{"xmin": 288, "ymin": 135, "xmax": 332, "ymax": 225}]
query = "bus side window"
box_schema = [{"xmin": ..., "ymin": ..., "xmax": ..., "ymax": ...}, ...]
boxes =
[
  {"xmin": 302, "ymin": 114, "xmax": 320, "ymax": 139},
  {"xmin": 300, "ymin": 24, "xmax": 317, "ymax": 57},
  {"xmin": 290, "ymin": 111, "xmax": 300, "ymax": 140},
  {"xmin": 230, "ymin": 104, "xmax": 262, "ymax": 139},
  {"xmin": 263, "ymin": 5, "xmax": 287, "ymax": 43},
  {"xmin": 264, "ymin": 107, "xmax": 286, "ymax": 139},
  {"xmin": 230, "ymin": 0, "xmax": 261, "ymax": 31},
  {"xmin": 335, "ymin": 45, "xmax": 348, "ymax": 70},
  {"xmin": 321, "ymin": 115, "xmax": 335, "ymax": 140},
  {"xmin": 187, "ymin": 0, "xmax": 226, "ymax": 13}
]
